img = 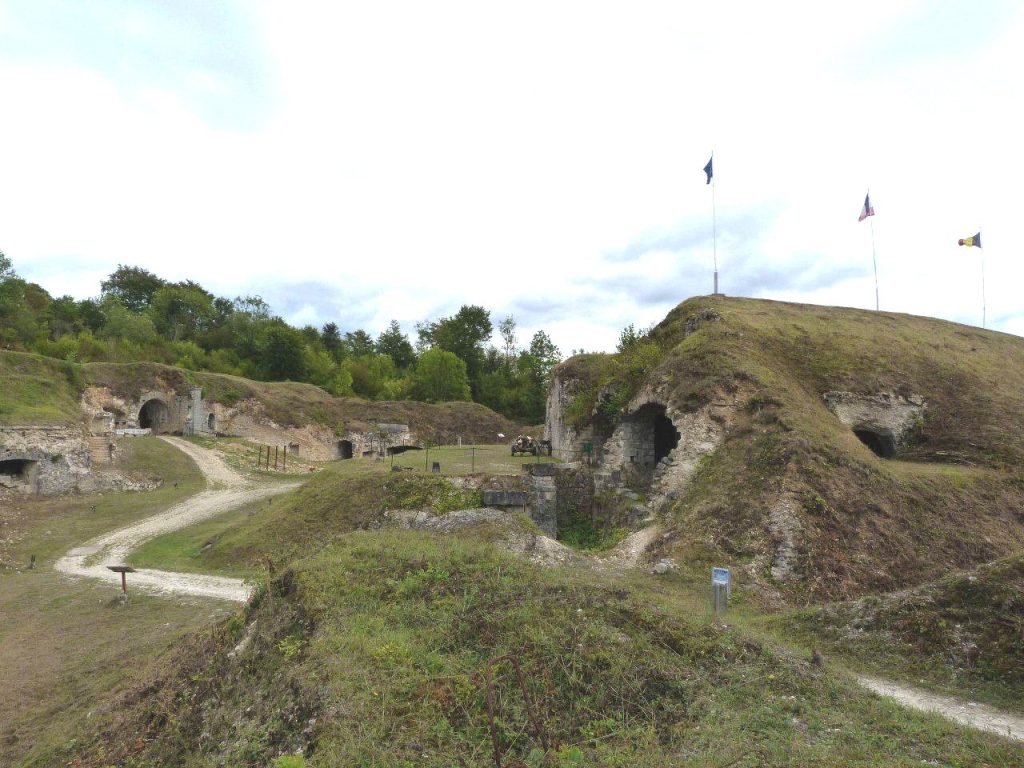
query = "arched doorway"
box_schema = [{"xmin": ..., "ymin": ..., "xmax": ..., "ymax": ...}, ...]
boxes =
[
  {"xmin": 854, "ymin": 428, "xmax": 896, "ymax": 458},
  {"xmin": 139, "ymin": 398, "xmax": 169, "ymax": 432}
]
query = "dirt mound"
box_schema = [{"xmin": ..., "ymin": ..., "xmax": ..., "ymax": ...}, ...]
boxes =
[{"xmin": 553, "ymin": 296, "xmax": 1024, "ymax": 601}]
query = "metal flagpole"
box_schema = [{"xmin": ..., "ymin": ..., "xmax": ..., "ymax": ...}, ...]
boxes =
[
  {"xmin": 712, "ymin": 157, "xmax": 718, "ymax": 295},
  {"xmin": 981, "ymin": 240, "xmax": 986, "ymax": 328},
  {"xmin": 870, "ymin": 217, "xmax": 879, "ymax": 311}
]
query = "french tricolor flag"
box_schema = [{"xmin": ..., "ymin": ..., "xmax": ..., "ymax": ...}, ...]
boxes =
[{"xmin": 858, "ymin": 193, "xmax": 875, "ymax": 222}]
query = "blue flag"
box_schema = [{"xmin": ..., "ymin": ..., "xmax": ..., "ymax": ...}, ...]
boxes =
[{"xmin": 703, "ymin": 156, "xmax": 713, "ymax": 184}]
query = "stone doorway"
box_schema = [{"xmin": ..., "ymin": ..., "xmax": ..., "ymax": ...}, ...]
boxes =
[
  {"xmin": 138, "ymin": 398, "xmax": 169, "ymax": 432},
  {"xmin": 337, "ymin": 440, "xmax": 354, "ymax": 460}
]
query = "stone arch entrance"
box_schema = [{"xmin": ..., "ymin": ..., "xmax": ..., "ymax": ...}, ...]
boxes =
[
  {"xmin": 139, "ymin": 398, "xmax": 170, "ymax": 432},
  {"xmin": 622, "ymin": 403, "xmax": 680, "ymax": 468},
  {"xmin": 853, "ymin": 428, "xmax": 896, "ymax": 458},
  {"xmin": 337, "ymin": 440, "xmax": 353, "ymax": 460}
]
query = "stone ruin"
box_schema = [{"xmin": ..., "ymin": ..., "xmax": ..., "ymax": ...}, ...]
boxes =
[{"xmin": 822, "ymin": 390, "xmax": 925, "ymax": 458}]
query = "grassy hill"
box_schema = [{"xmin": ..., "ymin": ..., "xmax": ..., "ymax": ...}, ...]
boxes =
[
  {"xmin": 776, "ymin": 552, "xmax": 1024, "ymax": 713},
  {"xmin": 0, "ymin": 352, "xmax": 520, "ymax": 442},
  {"xmin": 559, "ymin": 296, "xmax": 1024, "ymax": 602},
  {"xmin": 63, "ymin": 468, "xmax": 1024, "ymax": 767}
]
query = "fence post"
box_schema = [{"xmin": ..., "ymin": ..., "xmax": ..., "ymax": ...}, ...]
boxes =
[
  {"xmin": 471, "ymin": 447, "xmax": 475, "ymax": 473},
  {"xmin": 283, "ymin": 444, "xmax": 287, "ymax": 471}
]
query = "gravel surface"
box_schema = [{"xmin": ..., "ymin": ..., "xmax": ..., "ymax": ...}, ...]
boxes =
[
  {"xmin": 858, "ymin": 675, "xmax": 1024, "ymax": 743},
  {"xmin": 55, "ymin": 437, "xmax": 295, "ymax": 602}
]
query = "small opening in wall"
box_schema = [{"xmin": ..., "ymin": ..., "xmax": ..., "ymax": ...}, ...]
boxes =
[
  {"xmin": 387, "ymin": 445, "xmax": 421, "ymax": 455},
  {"xmin": 854, "ymin": 428, "xmax": 896, "ymax": 458},
  {"xmin": 338, "ymin": 440, "xmax": 354, "ymax": 460},
  {"xmin": 208, "ymin": 413, "xmax": 216, "ymax": 430},
  {"xmin": 0, "ymin": 458, "xmax": 36, "ymax": 480}
]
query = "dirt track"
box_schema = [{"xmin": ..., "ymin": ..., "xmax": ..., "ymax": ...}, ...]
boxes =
[
  {"xmin": 55, "ymin": 437, "xmax": 295, "ymax": 602},
  {"xmin": 858, "ymin": 675, "xmax": 1024, "ymax": 743}
]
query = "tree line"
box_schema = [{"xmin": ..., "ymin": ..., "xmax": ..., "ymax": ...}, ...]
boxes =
[{"xmin": 0, "ymin": 254, "xmax": 560, "ymax": 422}]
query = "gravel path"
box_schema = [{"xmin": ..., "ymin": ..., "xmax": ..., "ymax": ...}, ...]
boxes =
[
  {"xmin": 858, "ymin": 675, "xmax": 1024, "ymax": 743},
  {"xmin": 55, "ymin": 437, "xmax": 295, "ymax": 602}
]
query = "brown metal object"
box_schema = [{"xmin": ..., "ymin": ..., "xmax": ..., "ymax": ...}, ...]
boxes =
[{"xmin": 106, "ymin": 564, "xmax": 136, "ymax": 595}]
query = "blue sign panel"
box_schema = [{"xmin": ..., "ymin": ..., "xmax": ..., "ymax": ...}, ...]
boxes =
[{"xmin": 712, "ymin": 567, "xmax": 730, "ymax": 585}]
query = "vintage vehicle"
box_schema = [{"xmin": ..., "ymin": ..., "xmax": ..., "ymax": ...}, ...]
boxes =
[{"xmin": 510, "ymin": 434, "xmax": 538, "ymax": 456}]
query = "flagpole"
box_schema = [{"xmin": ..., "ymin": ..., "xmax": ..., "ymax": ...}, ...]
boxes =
[
  {"xmin": 870, "ymin": 217, "xmax": 879, "ymax": 311},
  {"xmin": 981, "ymin": 242, "xmax": 986, "ymax": 329},
  {"xmin": 711, "ymin": 157, "xmax": 718, "ymax": 295}
]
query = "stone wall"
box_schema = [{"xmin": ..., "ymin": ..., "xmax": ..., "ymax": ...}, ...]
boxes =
[
  {"xmin": 543, "ymin": 371, "xmax": 594, "ymax": 462},
  {"xmin": 522, "ymin": 463, "xmax": 558, "ymax": 536},
  {"xmin": 823, "ymin": 390, "xmax": 925, "ymax": 452},
  {"xmin": 0, "ymin": 425, "xmax": 91, "ymax": 495}
]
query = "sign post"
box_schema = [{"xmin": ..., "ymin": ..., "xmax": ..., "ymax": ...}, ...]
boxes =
[{"xmin": 711, "ymin": 567, "xmax": 731, "ymax": 614}]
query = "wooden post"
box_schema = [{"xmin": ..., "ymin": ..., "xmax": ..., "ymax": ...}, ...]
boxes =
[
  {"xmin": 257, "ymin": 445, "xmax": 262, "ymax": 470},
  {"xmin": 274, "ymin": 445, "xmax": 279, "ymax": 471}
]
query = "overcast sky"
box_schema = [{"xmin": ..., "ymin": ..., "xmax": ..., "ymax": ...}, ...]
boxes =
[{"xmin": 2, "ymin": 1, "xmax": 1022, "ymax": 353}]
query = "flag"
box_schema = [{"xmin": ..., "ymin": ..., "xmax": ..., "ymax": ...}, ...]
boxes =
[
  {"xmin": 703, "ymin": 155, "xmax": 713, "ymax": 184},
  {"xmin": 858, "ymin": 193, "xmax": 875, "ymax": 222},
  {"xmin": 958, "ymin": 232, "xmax": 982, "ymax": 248}
]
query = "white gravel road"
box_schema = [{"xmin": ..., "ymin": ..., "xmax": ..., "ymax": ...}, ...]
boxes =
[
  {"xmin": 858, "ymin": 675, "xmax": 1024, "ymax": 743},
  {"xmin": 55, "ymin": 436, "xmax": 295, "ymax": 602}
]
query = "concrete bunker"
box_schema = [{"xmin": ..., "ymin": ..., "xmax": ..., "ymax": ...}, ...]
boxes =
[
  {"xmin": 138, "ymin": 398, "xmax": 170, "ymax": 432},
  {"xmin": 337, "ymin": 440, "xmax": 354, "ymax": 460},
  {"xmin": 853, "ymin": 428, "xmax": 896, "ymax": 459},
  {"xmin": 0, "ymin": 458, "xmax": 38, "ymax": 486},
  {"xmin": 622, "ymin": 403, "xmax": 680, "ymax": 468}
]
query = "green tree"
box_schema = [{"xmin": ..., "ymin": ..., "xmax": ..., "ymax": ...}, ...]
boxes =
[
  {"xmin": 259, "ymin": 324, "xmax": 308, "ymax": 381},
  {"xmin": 499, "ymin": 315, "xmax": 517, "ymax": 368},
  {"xmin": 417, "ymin": 305, "xmax": 492, "ymax": 397},
  {"xmin": 376, "ymin": 320, "xmax": 415, "ymax": 369},
  {"xmin": 150, "ymin": 284, "xmax": 216, "ymax": 340},
  {"xmin": 0, "ymin": 250, "xmax": 14, "ymax": 279},
  {"xmin": 411, "ymin": 348, "xmax": 471, "ymax": 402},
  {"xmin": 321, "ymin": 322, "xmax": 345, "ymax": 361},
  {"xmin": 100, "ymin": 265, "xmax": 166, "ymax": 313},
  {"xmin": 345, "ymin": 329, "xmax": 375, "ymax": 357}
]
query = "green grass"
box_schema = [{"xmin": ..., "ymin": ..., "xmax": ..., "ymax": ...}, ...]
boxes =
[
  {"xmin": 0, "ymin": 350, "xmax": 83, "ymax": 423},
  {"xmin": 0, "ymin": 437, "xmax": 234, "ymax": 767},
  {"xmin": 76, "ymin": 528, "xmax": 1024, "ymax": 767},
  {"xmin": 389, "ymin": 443, "xmax": 558, "ymax": 475},
  {"xmin": 551, "ymin": 296, "xmax": 1024, "ymax": 604},
  {"xmin": 767, "ymin": 551, "xmax": 1024, "ymax": 715}
]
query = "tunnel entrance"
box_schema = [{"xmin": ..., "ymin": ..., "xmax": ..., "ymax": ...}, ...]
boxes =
[
  {"xmin": 387, "ymin": 445, "xmax": 422, "ymax": 456},
  {"xmin": 0, "ymin": 458, "xmax": 37, "ymax": 485},
  {"xmin": 652, "ymin": 409, "xmax": 680, "ymax": 464},
  {"xmin": 338, "ymin": 440, "xmax": 353, "ymax": 460},
  {"xmin": 854, "ymin": 428, "xmax": 896, "ymax": 458},
  {"xmin": 138, "ymin": 398, "xmax": 169, "ymax": 432},
  {"xmin": 208, "ymin": 413, "xmax": 216, "ymax": 431}
]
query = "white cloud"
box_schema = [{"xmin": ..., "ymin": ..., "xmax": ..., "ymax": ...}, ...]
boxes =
[{"xmin": 2, "ymin": 0, "xmax": 1023, "ymax": 354}]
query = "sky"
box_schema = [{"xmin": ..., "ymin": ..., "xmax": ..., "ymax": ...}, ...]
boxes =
[{"xmin": 2, "ymin": 0, "xmax": 1023, "ymax": 353}]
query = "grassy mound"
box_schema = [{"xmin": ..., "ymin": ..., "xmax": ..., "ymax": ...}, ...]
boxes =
[
  {"xmin": 559, "ymin": 297, "xmax": 1024, "ymax": 601},
  {"xmin": 1, "ymin": 351, "xmax": 520, "ymax": 442},
  {"xmin": 0, "ymin": 350, "xmax": 83, "ymax": 423},
  {"xmin": 74, "ymin": 530, "xmax": 1024, "ymax": 767},
  {"xmin": 777, "ymin": 552, "xmax": 1024, "ymax": 713}
]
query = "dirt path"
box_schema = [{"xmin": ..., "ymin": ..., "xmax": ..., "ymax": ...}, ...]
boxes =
[
  {"xmin": 55, "ymin": 437, "xmax": 295, "ymax": 602},
  {"xmin": 858, "ymin": 675, "xmax": 1024, "ymax": 743}
]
